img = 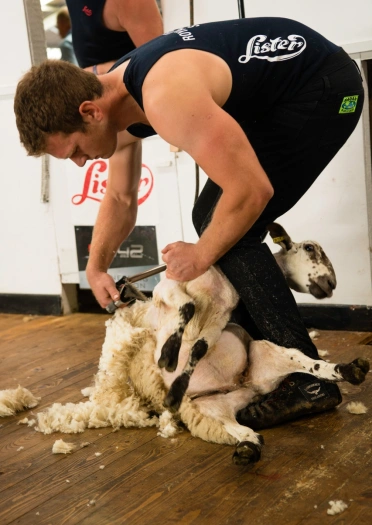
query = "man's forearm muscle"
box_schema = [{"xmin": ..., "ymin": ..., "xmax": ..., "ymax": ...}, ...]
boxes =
[{"xmin": 86, "ymin": 193, "xmax": 138, "ymax": 275}]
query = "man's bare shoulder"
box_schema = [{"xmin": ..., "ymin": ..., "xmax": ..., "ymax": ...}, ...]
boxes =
[{"xmin": 143, "ymin": 49, "xmax": 232, "ymax": 110}]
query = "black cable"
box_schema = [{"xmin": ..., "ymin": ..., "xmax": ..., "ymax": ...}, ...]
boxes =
[{"xmin": 194, "ymin": 164, "xmax": 200, "ymax": 205}]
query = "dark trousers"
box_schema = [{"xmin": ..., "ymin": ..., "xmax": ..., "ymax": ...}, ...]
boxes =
[{"xmin": 192, "ymin": 49, "xmax": 364, "ymax": 359}]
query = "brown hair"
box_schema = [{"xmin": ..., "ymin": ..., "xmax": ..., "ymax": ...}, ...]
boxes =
[{"xmin": 14, "ymin": 60, "xmax": 103, "ymax": 156}]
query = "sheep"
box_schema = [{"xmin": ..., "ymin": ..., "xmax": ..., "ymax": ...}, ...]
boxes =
[
  {"xmin": 36, "ymin": 266, "xmax": 369, "ymax": 466},
  {"xmin": 267, "ymin": 223, "xmax": 337, "ymax": 299}
]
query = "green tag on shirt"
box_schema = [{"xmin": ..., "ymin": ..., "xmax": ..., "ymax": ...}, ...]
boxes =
[{"xmin": 339, "ymin": 95, "xmax": 359, "ymax": 114}]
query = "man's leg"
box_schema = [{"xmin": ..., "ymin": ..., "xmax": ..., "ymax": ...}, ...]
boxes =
[
  {"xmin": 193, "ymin": 179, "xmax": 319, "ymax": 356},
  {"xmin": 193, "ymin": 186, "xmax": 342, "ymax": 429},
  {"xmin": 192, "ymin": 53, "xmax": 364, "ymax": 429}
]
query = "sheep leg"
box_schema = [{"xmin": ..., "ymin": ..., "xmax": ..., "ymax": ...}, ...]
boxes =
[
  {"xmin": 223, "ymin": 420, "xmax": 264, "ymax": 466},
  {"xmin": 158, "ymin": 301, "xmax": 195, "ymax": 372},
  {"xmin": 248, "ymin": 340, "xmax": 370, "ymax": 393},
  {"xmin": 189, "ymin": 391, "xmax": 265, "ymax": 466},
  {"xmin": 163, "ymin": 338, "xmax": 208, "ymax": 412},
  {"xmin": 153, "ymin": 279, "xmax": 196, "ymax": 372},
  {"xmin": 290, "ymin": 354, "xmax": 370, "ymax": 385},
  {"xmin": 334, "ymin": 358, "xmax": 370, "ymax": 385},
  {"xmin": 164, "ymin": 312, "xmax": 237, "ymax": 411},
  {"xmin": 233, "ymin": 438, "xmax": 264, "ymax": 466}
]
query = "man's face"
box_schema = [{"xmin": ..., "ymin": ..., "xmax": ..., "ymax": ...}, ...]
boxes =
[{"xmin": 45, "ymin": 121, "xmax": 117, "ymax": 167}]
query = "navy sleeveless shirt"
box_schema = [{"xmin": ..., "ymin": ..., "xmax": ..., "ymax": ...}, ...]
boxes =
[
  {"xmin": 66, "ymin": 0, "xmax": 135, "ymax": 68},
  {"xmin": 111, "ymin": 18, "xmax": 340, "ymax": 139}
]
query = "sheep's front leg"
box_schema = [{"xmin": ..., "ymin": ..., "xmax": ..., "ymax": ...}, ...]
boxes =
[
  {"xmin": 163, "ymin": 338, "xmax": 208, "ymax": 412},
  {"xmin": 158, "ymin": 301, "xmax": 195, "ymax": 372},
  {"xmin": 163, "ymin": 316, "xmax": 232, "ymax": 412},
  {"xmin": 154, "ymin": 280, "xmax": 196, "ymax": 373}
]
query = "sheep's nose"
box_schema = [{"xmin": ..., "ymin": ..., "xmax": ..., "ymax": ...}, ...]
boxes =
[{"xmin": 328, "ymin": 279, "xmax": 336, "ymax": 290}]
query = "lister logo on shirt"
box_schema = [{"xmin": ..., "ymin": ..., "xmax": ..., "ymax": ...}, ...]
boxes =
[{"xmin": 238, "ymin": 34, "xmax": 306, "ymax": 64}]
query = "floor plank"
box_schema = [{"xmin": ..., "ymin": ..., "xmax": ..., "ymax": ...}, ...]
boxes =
[{"xmin": 1, "ymin": 313, "xmax": 372, "ymax": 524}]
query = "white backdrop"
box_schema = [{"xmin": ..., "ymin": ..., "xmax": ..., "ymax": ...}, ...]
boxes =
[
  {"xmin": 0, "ymin": 1, "xmax": 61, "ymax": 296},
  {"xmin": 162, "ymin": 0, "xmax": 372, "ymax": 50},
  {"xmin": 0, "ymin": 0, "xmax": 371, "ymax": 309}
]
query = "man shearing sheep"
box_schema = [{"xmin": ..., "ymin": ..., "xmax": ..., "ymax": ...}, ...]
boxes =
[{"xmin": 14, "ymin": 17, "xmax": 364, "ymax": 429}]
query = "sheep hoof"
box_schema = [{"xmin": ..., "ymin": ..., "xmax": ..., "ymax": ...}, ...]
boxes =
[
  {"xmin": 336, "ymin": 358, "xmax": 370, "ymax": 385},
  {"xmin": 158, "ymin": 333, "xmax": 182, "ymax": 372},
  {"xmin": 232, "ymin": 440, "xmax": 262, "ymax": 466},
  {"xmin": 163, "ymin": 374, "xmax": 190, "ymax": 413},
  {"xmin": 352, "ymin": 357, "xmax": 370, "ymax": 374},
  {"xmin": 163, "ymin": 393, "xmax": 181, "ymax": 413}
]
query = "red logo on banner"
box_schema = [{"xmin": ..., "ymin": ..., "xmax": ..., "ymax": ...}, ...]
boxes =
[
  {"xmin": 72, "ymin": 161, "xmax": 154, "ymax": 206},
  {"xmin": 72, "ymin": 161, "xmax": 107, "ymax": 205},
  {"xmin": 138, "ymin": 164, "xmax": 154, "ymax": 205}
]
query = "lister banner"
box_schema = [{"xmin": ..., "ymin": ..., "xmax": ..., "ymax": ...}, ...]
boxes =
[{"xmin": 75, "ymin": 225, "xmax": 160, "ymax": 291}]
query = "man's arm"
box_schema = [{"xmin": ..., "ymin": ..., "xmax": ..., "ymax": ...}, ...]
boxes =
[
  {"xmin": 86, "ymin": 0, "xmax": 163, "ymax": 75},
  {"xmin": 113, "ymin": 0, "xmax": 163, "ymax": 47},
  {"xmin": 86, "ymin": 136, "xmax": 142, "ymax": 307},
  {"xmin": 143, "ymin": 56, "xmax": 274, "ymax": 281}
]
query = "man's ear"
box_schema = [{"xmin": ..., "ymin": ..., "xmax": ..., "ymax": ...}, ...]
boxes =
[{"xmin": 79, "ymin": 101, "xmax": 103, "ymax": 123}]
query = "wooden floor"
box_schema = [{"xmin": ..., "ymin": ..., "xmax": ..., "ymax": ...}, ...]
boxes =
[{"xmin": 1, "ymin": 313, "xmax": 372, "ymax": 525}]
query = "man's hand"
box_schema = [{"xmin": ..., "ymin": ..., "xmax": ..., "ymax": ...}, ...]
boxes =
[
  {"xmin": 161, "ymin": 242, "xmax": 210, "ymax": 282},
  {"xmin": 86, "ymin": 270, "xmax": 120, "ymax": 309}
]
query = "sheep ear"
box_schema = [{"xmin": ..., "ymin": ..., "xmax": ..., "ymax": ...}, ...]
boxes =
[{"xmin": 266, "ymin": 223, "xmax": 293, "ymax": 251}]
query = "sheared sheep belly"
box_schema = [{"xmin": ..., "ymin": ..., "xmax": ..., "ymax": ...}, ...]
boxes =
[{"xmin": 158, "ymin": 330, "xmax": 248, "ymax": 396}]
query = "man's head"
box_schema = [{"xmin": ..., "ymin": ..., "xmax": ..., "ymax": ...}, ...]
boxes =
[
  {"xmin": 56, "ymin": 7, "xmax": 72, "ymax": 39},
  {"xmin": 14, "ymin": 60, "xmax": 103, "ymax": 157}
]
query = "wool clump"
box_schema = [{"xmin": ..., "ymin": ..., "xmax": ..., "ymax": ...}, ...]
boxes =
[
  {"xmin": 346, "ymin": 401, "xmax": 368, "ymax": 414},
  {"xmin": 52, "ymin": 439, "xmax": 78, "ymax": 454},
  {"xmin": 327, "ymin": 500, "xmax": 348, "ymax": 515},
  {"xmin": 0, "ymin": 386, "xmax": 39, "ymax": 417}
]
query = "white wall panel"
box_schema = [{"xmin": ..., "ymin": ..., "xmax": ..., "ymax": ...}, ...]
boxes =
[
  {"xmin": 162, "ymin": 0, "xmax": 372, "ymax": 45},
  {"xmin": 0, "ymin": 100, "xmax": 61, "ymax": 294},
  {"xmin": 0, "ymin": 1, "xmax": 31, "ymax": 88},
  {"xmin": 162, "ymin": 0, "xmax": 372, "ymax": 48},
  {"xmin": 234, "ymin": 0, "xmax": 372, "ymax": 49},
  {"xmin": 0, "ymin": 1, "xmax": 62, "ymax": 296}
]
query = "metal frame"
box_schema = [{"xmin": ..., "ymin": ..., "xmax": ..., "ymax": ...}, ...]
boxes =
[
  {"xmin": 237, "ymin": 0, "xmax": 245, "ymax": 19},
  {"xmin": 23, "ymin": 0, "xmax": 50, "ymax": 203},
  {"xmin": 360, "ymin": 60, "xmax": 372, "ymax": 291}
]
